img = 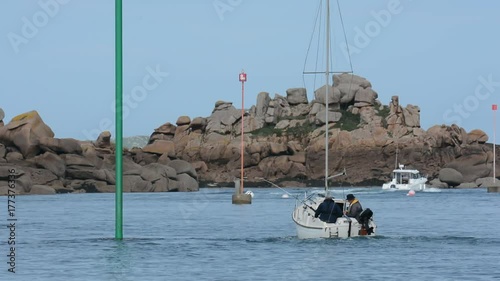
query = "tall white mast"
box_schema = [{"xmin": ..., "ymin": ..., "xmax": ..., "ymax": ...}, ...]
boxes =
[{"xmin": 324, "ymin": 0, "xmax": 330, "ymax": 193}]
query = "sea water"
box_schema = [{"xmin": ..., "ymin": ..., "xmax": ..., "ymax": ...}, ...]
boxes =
[{"xmin": 1, "ymin": 187, "xmax": 499, "ymax": 281}]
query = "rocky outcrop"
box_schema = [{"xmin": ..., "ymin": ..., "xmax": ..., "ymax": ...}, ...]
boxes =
[
  {"xmin": 468, "ymin": 129, "xmax": 488, "ymax": 144},
  {"xmin": 39, "ymin": 137, "xmax": 82, "ymax": 155},
  {"xmin": 0, "ymin": 111, "xmax": 54, "ymax": 158},
  {"xmin": 143, "ymin": 140, "xmax": 176, "ymax": 156},
  {"xmin": 286, "ymin": 88, "xmax": 308, "ymax": 105},
  {"xmin": 206, "ymin": 101, "xmax": 241, "ymax": 134},
  {"xmin": 136, "ymin": 73, "xmax": 490, "ymax": 188},
  {"xmin": 438, "ymin": 168, "xmax": 463, "ymax": 187},
  {"xmin": 0, "ymin": 110, "xmax": 199, "ymax": 195},
  {"xmin": 95, "ymin": 131, "xmax": 112, "ymax": 148},
  {"xmin": 0, "ymin": 108, "xmax": 4, "ymax": 127},
  {"xmin": 1, "ymin": 73, "xmax": 495, "ymax": 193}
]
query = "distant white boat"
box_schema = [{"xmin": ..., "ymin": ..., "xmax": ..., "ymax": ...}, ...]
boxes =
[{"xmin": 382, "ymin": 164, "xmax": 427, "ymax": 191}]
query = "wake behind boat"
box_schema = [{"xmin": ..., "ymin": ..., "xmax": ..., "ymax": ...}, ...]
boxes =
[{"xmin": 291, "ymin": 0, "xmax": 376, "ymax": 239}]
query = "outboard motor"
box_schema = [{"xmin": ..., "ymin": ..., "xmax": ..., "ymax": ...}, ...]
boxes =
[{"xmin": 358, "ymin": 208, "xmax": 374, "ymax": 235}]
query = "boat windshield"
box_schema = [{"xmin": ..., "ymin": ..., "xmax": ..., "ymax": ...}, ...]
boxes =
[{"xmin": 394, "ymin": 172, "xmax": 411, "ymax": 184}]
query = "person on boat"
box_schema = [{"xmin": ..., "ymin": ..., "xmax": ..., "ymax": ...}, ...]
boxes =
[
  {"xmin": 314, "ymin": 195, "xmax": 342, "ymax": 223},
  {"xmin": 345, "ymin": 194, "xmax": 363, "ymax": 220}
]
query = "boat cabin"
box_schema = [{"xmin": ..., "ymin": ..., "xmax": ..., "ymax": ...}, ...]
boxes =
[{"xmin": 392, "ymin": 165, "xmax": 423, "ymax": 184}]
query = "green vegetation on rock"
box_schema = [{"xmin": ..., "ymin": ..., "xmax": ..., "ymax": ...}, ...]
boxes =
[
  {"xmin": 377, "ymin": 106, "xmax": 390, "ymax": 128},
  {"xmin": 250, "ymin": 125, "xmax": 283, "ymax": 137},
  {"xmin": 286, "ymin": 119, "xmax": 315, "ymax": 138},
  {"xmin": 334, "ymin": 110, "xmax": 360, "ymax": 131},
  {"xmin": 278, "ymin": 115, "xmax": 307, "ymax": 121}
]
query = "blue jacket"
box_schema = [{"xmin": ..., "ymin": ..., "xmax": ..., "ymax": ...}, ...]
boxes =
[{"xmin": 314, "ymin": 199, "xmax": 342, "ymax": 223}]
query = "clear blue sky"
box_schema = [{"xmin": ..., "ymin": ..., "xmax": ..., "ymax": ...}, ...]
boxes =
[{"xmin": 1, "ymin": 0, "xmax": 500, "ymax": 142}]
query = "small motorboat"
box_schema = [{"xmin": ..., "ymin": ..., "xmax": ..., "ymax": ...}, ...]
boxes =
[{"xmin": 382, "ymin": 164, "xmax": 427, "ymax": 191}]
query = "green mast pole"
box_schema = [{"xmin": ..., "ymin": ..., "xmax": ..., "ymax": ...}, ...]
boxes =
[{"xmin": 115, "ymin": 0, "xmax": 123, "ymax": 240}]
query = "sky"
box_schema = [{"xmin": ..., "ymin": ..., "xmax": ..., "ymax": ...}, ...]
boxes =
[{"xmin": 1, "ymin": 0, "xmax": 500, "ymax": 142}]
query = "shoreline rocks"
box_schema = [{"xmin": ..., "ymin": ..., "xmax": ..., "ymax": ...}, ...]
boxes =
[
  {"xmin": 1, "ymin": 74, "xmax": 497, "ymax": 194},
  {"xmin": 0, "ymin": 110, "xmax": 199, "ymax": 195}
]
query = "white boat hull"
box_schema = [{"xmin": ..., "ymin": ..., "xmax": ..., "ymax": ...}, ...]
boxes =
[
  {"xmin": 293, "ymin": 217, "xmax": 374, "ymax": 239},
  {"xmin": 292, "ymin": 196, "xmax": 376, "ymax": 239},
  {"xmin": 382, "ymin": 181, "xmax": 427, "ymax": 191}
]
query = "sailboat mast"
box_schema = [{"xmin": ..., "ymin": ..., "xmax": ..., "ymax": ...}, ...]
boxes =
[{"xmin": 324, "ymin": 0, "xmax": 330, "ymax": 192}]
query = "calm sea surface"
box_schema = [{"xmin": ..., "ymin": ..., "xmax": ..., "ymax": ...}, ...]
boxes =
[{"xmin": 1, "ymin": 187, "xmax": 499, "ymax": 281}]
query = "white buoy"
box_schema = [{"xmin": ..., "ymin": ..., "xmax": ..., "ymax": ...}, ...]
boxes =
[
  {"xmin": 281, "ymin": 193, "xmax": 289, "ymax": 199},
  {"xmin": 407, "ymin": 190, "xmax": 416, "ymax": 196},
  {"xmin": 245, "ymin": 190, "xmax": 254, "ymax": 198}
]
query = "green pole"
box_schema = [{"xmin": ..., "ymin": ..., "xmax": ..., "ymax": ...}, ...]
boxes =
[{"xmin": 115, "ymin": 0, "xmax": 123, "ymax": 240}]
